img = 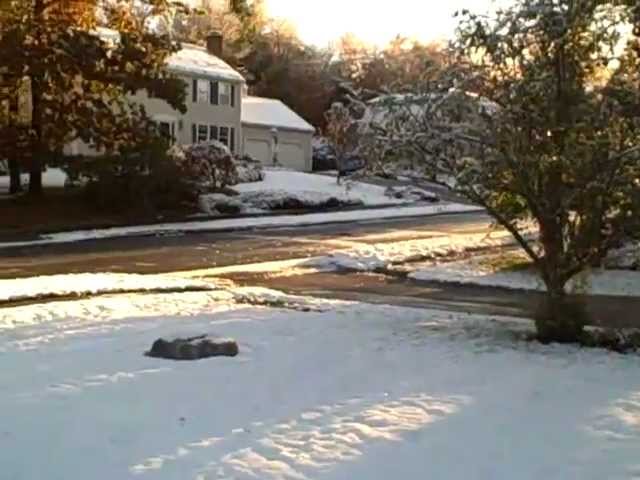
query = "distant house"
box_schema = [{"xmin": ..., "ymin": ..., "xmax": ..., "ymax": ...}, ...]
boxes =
[{"xmin": 68, "ymin": 32, "xmax": 316, "ymax": 172}]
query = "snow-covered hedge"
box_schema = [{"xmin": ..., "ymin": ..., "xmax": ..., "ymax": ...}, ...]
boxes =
[
  {"xmin": 169, "ymin": 142, "xmax": 264, "ymax": 192},
  {"xmin": 200, "ymin": 189, "xmax": 363, "ymax": 215},
  {"xmin": 384, "ymin": 186, "xmax": 439, "ymax": 203},
  {"xmin": 235, "ymin": 155, "xmax": 265, "ymax": 184}
]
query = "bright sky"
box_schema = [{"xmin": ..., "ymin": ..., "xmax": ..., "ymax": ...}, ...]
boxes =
[{"xmin": 266, "ymin": 0, "xmax": 502, "ymax": 47}]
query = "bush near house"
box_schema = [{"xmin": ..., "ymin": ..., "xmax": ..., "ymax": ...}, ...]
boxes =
[
  {"xmin": 64, "ymin": 138, "xmax": 197, "ymax": 215},
  {"xmin": 168, "ymin": 141, "xmax": 264, "ymax": 192},
  {"xmin": 59, "ymin": 138, "xmax": 264, "ymax": 217}
]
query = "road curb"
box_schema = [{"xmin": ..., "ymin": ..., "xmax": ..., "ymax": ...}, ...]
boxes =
[{"xmin": 0, "ymin": 206, "xmax": 486, "ymax": 251}]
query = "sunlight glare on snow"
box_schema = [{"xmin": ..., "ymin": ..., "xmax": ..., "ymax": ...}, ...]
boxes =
[{"xmin": 201, "ymin": 393, "xmax": 466, "ymax": 480}]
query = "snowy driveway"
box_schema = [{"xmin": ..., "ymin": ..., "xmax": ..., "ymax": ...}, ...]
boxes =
[{"xmin": 2, "ymin": 290, "xmax": 640, "ymax": 479}]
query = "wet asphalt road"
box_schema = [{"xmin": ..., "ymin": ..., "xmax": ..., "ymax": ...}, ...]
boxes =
[
  {"xmin": 0, "ymin": 212, "xmax": 492, "ymax": 278},
  {"xmin": 227, "ymin": 271, "xmax": 640, "ymax": 329},
  {"xmin": 2, "ymin": 209, "xmax": 638, "ymax": 328}
]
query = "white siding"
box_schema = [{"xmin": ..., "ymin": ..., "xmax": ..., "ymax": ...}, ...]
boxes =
[{"xmin": 242, "ymin": 125, "xmax": 312, "ymax": 172}]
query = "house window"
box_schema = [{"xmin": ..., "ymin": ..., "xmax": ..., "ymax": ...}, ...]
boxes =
[
  {"xmin": 193, "ymin": 79, "xmax": 236, "ymax": 107},
  {"xmin": 217, "ymin": 126, "xmax": 236, "ymax": 152},
  {"xmin": 219, "ymin": 82, "xmax": 232, "ymax": 106},
  {"xmin": 197, "ymin": 79, "xmax": 209, "ymax": 103},
  {"xmin": 157, "ymin": 122, "xmax": 175, "ymax": 142},
  {"xmin": 197, "ymin": 124, "xmax": 209, "ymax": 142},
  {"xmin": 193, "ymin": 123, "xmax": 235, "ymax": 152},
  {"xmin": 209, "ymin": 125, "xmax": 219, "ymax": 141},
  {"xmin": 154, "ymin": 120, "xmax": 176, "ymax": 144},
  {"xmin": 218, "ymin": 126, "xmax": 230, "ymax": 147}
]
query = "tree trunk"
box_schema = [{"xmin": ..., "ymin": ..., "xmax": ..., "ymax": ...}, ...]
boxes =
[
  {"xmin": 28, "ymin": 0, "xmax": 45, "ymax": 196},
  {"xmin": 28, "ymin": 141, "xmax": 44, "ymax": 195},
  {"xmin": 28, "ymin": 158, "xmax": 42, "ymax": 194},
  {"xmin": 8, "ymin": 157, "xmax": 21, "ymax": 194},
  {"xmin": 535, "ymin": 274, "xmax": 588, "ymax": 343},
  {"xmin": 535, "ymin": 220, "xmax": 587, "ymax": 343},
  {"xmin": 28, "ymin": 107, "xmax": 44, "ymax": 195}
]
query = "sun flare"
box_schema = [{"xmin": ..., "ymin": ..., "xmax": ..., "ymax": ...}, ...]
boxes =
[{"xmin": 266, "ymin": 0, "xmax": 500, "ymax": 47}]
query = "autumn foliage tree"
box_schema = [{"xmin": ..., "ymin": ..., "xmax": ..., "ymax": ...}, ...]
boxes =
[
  {"xmin": 334, "ymin": 34, "xmax": 447, "ymax": 94},
  {"xmin": 0, "ymin": 0, "xmax": 190, "ymax": 194}
]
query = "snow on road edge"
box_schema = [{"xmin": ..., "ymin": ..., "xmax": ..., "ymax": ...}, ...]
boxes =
[
  {"xmin": 308, "ymin": 230, "xmax": 519, "ymax": 272},
  {"xmin": 409, "ymin": 254, "xmax": 640, "ymax": 297},
  {"xmin": 0, "ymin": 273, "xmax": 218, "ymax": 305},
  {"xmin": 0, "ymin": 203, "xmax": 483, "ymax": 249}
]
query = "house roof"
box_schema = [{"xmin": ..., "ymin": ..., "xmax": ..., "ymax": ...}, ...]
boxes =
[
  {"xmin": 167, "ymin": 44, "xmax": 245, "ymax": 83},
  {"xmin": 241, "ymin": 96, "xmax": 315, "ymax": 133},
  {"xmin": 93, "ymin": 28, "xmax": 244, "ymax": 83}
]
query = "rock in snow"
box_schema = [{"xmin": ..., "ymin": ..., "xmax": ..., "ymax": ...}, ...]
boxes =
[{"xmin": 146, "ymin": 335, "xmax": 239, "ymax": 360}]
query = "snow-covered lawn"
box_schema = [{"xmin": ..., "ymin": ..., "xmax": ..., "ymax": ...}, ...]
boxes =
[
  {"xmin": 234, "ymin": 168, "xmax": 432, "ymax": 207},
  {"xmin": 2, "ymin": 290, "xmax": 640, "ymax": 479},
  {"xmin": 409, "ymin": 252, "xmax": 640, "ymax": 297},
  {"xmin": 0, "ymin": 168, "xmax": 67, "ymax": 190},
  {"xmin": 201, "ymin": 169, "xmax": 439, "ymax": 215},
  {"xmin": 0, "ymin": 203, "xmax": 482, "ymax": 249},
  {"xmin": 0, "ymin": 273, "xmax": 218, "ymax": 304}
]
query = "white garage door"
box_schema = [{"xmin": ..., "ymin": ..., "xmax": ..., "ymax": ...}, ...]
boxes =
[
  {"xmin": 245, "ymin": 138, "xmax": 271, "ymax": 164},
  {"xmin": 279, "ymin": 142, "xmax": 304, "ymax": 170}
]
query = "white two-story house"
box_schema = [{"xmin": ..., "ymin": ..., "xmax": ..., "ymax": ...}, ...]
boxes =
[{"xmin": 69, "ymin": 32, "xmax": 315, "ymax": 172}]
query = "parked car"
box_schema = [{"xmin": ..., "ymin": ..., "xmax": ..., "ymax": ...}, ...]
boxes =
[
  {"xmin": 312, "ymin": 142, "xmax": 338, "ymax": 171},
  {"xmin": 339, "ymin": 154, "xmax": 366, "ymax": 175}
]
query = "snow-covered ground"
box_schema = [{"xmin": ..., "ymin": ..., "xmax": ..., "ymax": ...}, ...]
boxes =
[
  {"xmin": 409, "ymin": 252, "xmax": 640, "ymax": 297},
  {"xmin": 2, "ymin": 289, "xmax": 640, "ymax": 479},
  {"xmin": 0, "ymin": 273, "xmax": 217, "ymax": 304},
  {"xmin": 606, "ymin": 242, "xmax": 640, "ymax": 270},
  {"xmin": 0, "ymin": 203, "xmax": 482, "ymax": 249},
  {"xmin": 231, "ymin": 169, "xmax": 434, "ymax": 208},
  {"xmin": 308, "ymin": 230, "xmax": 518, "ymax": 272},
  {"xmin": 199, "ymin": 169, "xmax": 439, "ymax": 215},
  {"xmin": 0, "ymin": 168, "xmax": 67, "ymax": 191}
]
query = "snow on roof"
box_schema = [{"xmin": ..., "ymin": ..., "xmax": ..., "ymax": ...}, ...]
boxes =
[
  {"xmin": 167, "ymin": 44, "xmax": 244, "ymax": 83},
  {"xmin": 93, "ymin": 28, "xmax": 243, "ymax": 83},
  {"xmin": 241, "ymin": 96, "xmax": 315, "ymax": 133}
]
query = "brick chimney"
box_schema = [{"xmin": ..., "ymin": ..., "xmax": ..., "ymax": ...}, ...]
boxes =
[{"xmin": 206, "ymin": 32, "xmax": 223, "ymax": 57}]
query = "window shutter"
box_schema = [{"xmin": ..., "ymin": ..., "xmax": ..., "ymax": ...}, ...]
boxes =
[
  {"xmin": 192, "ymin": 79, "xmax": 197, "ymax": 103},
  {"xmin": 230, "ymin": 85, "xmax": 236, "ymax": 108},
  {"xmin": 210, "ymin": 81, "xmax": 219, "ymax": 105},
  {"xmin": 191, "ymin": 124, "xmax": 197, "ymax": 144},
  {"xmin": 230, "ymin": 127, "xmax": 235, "ymax": 153},
  {"xmin": 209, "ymin": 125, "xmax": 218, "ymax": 141}
]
